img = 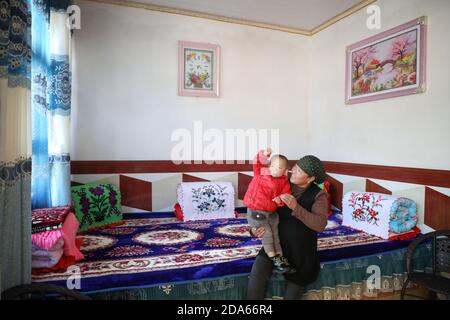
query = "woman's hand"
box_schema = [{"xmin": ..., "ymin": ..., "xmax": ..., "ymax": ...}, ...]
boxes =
[
  {"xmin": 251, "ymin": 227, "xmax": 265, "ymax": 239},
  {"xmin": 280, "ymin": 194, "xmax": 299, "ymax": 211}
]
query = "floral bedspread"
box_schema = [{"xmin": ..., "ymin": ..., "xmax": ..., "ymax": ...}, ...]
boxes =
[{"xmin": 32, "ymin": 209, "xmax": 418, "ymax": 293}]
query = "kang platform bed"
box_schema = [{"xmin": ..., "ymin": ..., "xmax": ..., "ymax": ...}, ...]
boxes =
[{"xmin": 32, "ymin": 208, "xmax": 432, "ymax": 300}]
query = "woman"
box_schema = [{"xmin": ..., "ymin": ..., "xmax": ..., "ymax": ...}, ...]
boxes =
[{"xmin": 246, "ymin": 155, "xmax": 329, "ymax": 300}]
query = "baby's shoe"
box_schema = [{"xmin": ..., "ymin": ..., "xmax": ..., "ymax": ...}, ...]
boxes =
[
  {"xmin": 279, "ymin": 256, "xmax": 296, "ymax": 274},
  {"xmin": 270, "ymin": 255, "xmax": 295, "ymax": 274}
]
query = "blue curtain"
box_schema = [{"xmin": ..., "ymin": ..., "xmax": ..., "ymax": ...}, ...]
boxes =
[
  {"xmin": 0, "ymin": 0, "xmax": 32, "ymax": 291},
  {"xmin": 31, "ymin": 0, "xmax": 72, "ymax": 209}
]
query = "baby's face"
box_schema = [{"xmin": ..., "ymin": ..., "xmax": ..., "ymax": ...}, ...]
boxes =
[{"xmin": 269, "ymin": 158, "xmax": 288, "ymax": 178}]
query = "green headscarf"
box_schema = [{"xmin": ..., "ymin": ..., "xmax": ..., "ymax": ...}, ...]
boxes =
[{"xmin": 297, "ymin": 155, "xmax": 326, "ymax": 184}]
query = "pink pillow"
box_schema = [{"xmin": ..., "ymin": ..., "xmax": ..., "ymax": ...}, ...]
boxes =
[{"xmin": 61, "ymin": 212, "xmax": 84, "ymax": 261}]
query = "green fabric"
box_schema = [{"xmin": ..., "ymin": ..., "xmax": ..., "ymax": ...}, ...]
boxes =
[
  {"xmin": 71, "ymin": 183, "xmax": 122, "ymax": 232},
  {"xmin": 305, "ymin": 243, "xmax": 431, "ymax": 292},
  {"xmin": 89, "ymin": 244, "xmax": 432, "ymax": 300},
  {"xmin": 297, "ymin": 155, "xmax": 326, "ymax": 184}
]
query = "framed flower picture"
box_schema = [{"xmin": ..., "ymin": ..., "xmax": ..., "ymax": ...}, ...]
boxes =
[
  {"xmin": 345, "ymin": 17, "xmax": 427, "ymax": 104},
  {"xmin": 178, "ymin": 41, "xmax": 220, "ymax": 97}
]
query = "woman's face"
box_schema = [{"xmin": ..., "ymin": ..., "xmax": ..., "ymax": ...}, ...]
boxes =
[{"xmin": 289, "ymin": 164, "xmax": 315, "ymax": 186}]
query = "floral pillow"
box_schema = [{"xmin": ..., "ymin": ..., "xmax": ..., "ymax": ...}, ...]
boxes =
[{"xmin": 71, "ymin": 183, "xmax": 122, "ymax": 232}]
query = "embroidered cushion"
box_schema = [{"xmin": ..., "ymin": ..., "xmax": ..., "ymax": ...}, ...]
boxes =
[
  {"xmin": 174, "ymin": 202, "xmax": 238, "ymax": 221},
  {"xmin": 176, "ymin": 182, "xmax": 235, "ymax": 221},
  {"xmin": 71, "ymin": 183, "xmax": 123, "ymax": 232},
  {"xmin": 342, "ymin": 191, "xmax": 418, "ymax": 239},
  {"xmin": 32, "ymin": 205, "xmax": 71, "ymax": 233}
]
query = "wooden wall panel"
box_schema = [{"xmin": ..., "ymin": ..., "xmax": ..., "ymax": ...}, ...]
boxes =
[
  {"xmin": 323, "ymin": 161, "xmax": 450, "ymax": 188},
  {"xmin": 238, "ymin": 173, "xmax": 252, "ymax": 200},
  {"xmin": 119, "ymin": 175, "xmax": 152, "ymax": 211},
  {"xmin": 325, "ymin": 173, "xmax": 343, "ymax": 210},
  {"xmin": 72, "ymin": 160, "xmax": 450, "ymax": 188},
  {"xmin": 71, "ymin": 161, "xmax": 450, "ymax": 224},
  {"xmin": 366, "ymin": 179, "xmax": 392, "ymax": 195},
  {"xmin": 182, "ymin": 174, "xmax": 209, "ymax": 182},
  {"xmin": 425, "ymin": 187, "xmax": 450, "ymax": 230}
]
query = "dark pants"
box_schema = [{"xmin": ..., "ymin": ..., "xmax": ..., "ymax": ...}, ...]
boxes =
[
  {"xmin": 246, "ymin": 255, "xmax": 305, "ymax": 300},
  {"xmin": 247, "ymin": 209, "xmax": 281, "ymax": 256}
]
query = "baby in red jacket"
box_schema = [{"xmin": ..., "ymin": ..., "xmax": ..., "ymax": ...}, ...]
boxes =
[{"xmin": 244, "ymin": 148, "xmax": 295, "ymax": 274}]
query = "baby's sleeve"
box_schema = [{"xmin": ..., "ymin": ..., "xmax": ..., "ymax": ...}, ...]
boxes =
[
  {"xmin": 252, "ymin": 150, "xmax": 270, "ymax": 176},
  {"xmin": 279, "ymin": 179, "xmax": 292, "ymax": 196},
  {"xmin": 274, "ymin": 179, "xmax": 292, "ymax": 206}
]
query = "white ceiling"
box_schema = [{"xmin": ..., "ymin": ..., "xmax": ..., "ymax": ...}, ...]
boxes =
[{"xmin": 136, "ymin": 0, "xmax": 366, "ymax": 31}]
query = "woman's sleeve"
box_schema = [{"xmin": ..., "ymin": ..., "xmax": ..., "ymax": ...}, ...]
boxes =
[
  {"xmin": 280, "ymin": 180, "xmax": 292, "ymax": 196},
  {"xmin": 291, "ymin": 190, "xmax": 328, "ymax": 232}
]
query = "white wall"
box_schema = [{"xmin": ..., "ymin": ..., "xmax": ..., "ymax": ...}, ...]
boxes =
[
  {"xmin": 308, "ymin": 0, "xmax": 450, "ymax": 170},
  {"xmin": 72, "ymin": 0, "xmax": 450, "ymax": 171},
  {"xmin": 71, "ymin": 0, "xmax": 310, "ymax": 161}
]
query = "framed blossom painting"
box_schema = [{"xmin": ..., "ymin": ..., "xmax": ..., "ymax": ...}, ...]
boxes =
[
  {"xmin": 178, "ymin": 41, "xmax": 220, "ymax": 97},
  {"xmin": 345, "ymin": 17, "xmax": 427, "ymax": 104}
]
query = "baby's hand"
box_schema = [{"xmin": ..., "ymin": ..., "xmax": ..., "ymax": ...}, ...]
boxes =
[
  {"xmin": 263, "ymin": 147, "xmax": 272, "ymax": 157},
  {"xmin": 272, "ymin": 197, "xmax": 282, "ymax": 205},
  {"xmin": 280, "ymin": 194, "xmax": 298, "ymax": 210}
]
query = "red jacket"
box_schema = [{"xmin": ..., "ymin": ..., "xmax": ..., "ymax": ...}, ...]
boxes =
[{"xmin": 243, "ymin": 150, "xmax": 292, "ymax": 212}]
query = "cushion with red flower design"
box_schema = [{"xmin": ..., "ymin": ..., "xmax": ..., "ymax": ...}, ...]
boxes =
[{"xmin": 71, "ymin": 183, "xmax": 123, "ymax": 233}]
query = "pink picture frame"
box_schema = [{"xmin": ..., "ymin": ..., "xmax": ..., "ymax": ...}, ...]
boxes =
[
  {"xmin": 178, "ymin": 41, "xmax": 221, "ymax": 97},
  {"xmin": 345, "ymin": 17, "xmax": 427, "ymax": 105}
]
